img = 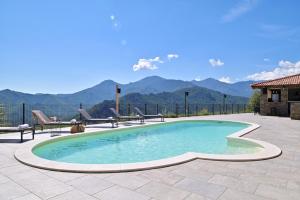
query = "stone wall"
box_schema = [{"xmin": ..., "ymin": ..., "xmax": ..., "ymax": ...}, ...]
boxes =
[
  {"xmin": 260, "ymin": 88, "xmax": 289, "ymax": 116},
  {"xmin": 290, "ymin": 102, "xmax": 300, "ymax": 120}
]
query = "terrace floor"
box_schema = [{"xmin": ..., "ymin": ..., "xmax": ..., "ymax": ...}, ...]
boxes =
[{"xmin": 0, "ymin": 113, "xmax": 300, "ymax": 200}]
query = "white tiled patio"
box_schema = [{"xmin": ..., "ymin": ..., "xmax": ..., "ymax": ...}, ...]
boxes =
[{"xmin": 0, "ymin": 114, "xmax": 300, "ymax": 200}]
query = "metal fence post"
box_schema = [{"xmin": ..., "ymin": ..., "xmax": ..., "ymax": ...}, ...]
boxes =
[
  {"xmin": 22, "ymin": 103, "xmax": 25, "ymax": 124},
  {"xmin": 79, "ymin": 103, "xmax": 82, "ymax": 121},
  {"xmin": 187, "ymin": 104, "xmax": 190, "ymax": 117},
  {"xmin": 237, "ymin": 104, "xmax": 240, "ymax": 113},
  {"xmin": 144, "ymin": 104, "xmax": 147, "ymax": 115},
  {"xmin": 244, "ymin": 104, "xmax": 246, "ymax": 113},
  {"xmin": 175, "ymin": 104, "xmax": 178, "ymax": 117},
  {"xmin": 232, "ymin": 104, "xmax": 234, "ymax": 114},
  {"xmin": 156, "ymin": 104, "xmax": 159, "ymax": 115},
  {"xmin": 196, "ymin": 104, "xmax": 198, "ymax": 116},
  {"xmin": 219, "ymin": 104, "xmax": 222, "ymax": 114},
  {"xmin": 184, "ymin": 97, "xmax": 187, "ymax": 117},
  {"xmin": 212, "ymin": 104, "xmax": 215, "ymax": 115}
]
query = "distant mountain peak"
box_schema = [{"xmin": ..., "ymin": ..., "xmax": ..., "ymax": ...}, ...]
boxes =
[
  {"xmin": 138, "ymin": 76, "xmax": 165, "ymax": 82},
  {"xmin": 193, "ymin": 78, "xmax": 222, "ymax": 83},
  {"xmin": 95, "ymin": 79, "xmax": 117, "ymax": 86},
  {"xmin": 204, "ymin": 78, "xmax": 227, "ymax": 83},
  {"xmin": 143, "ymin": 75, "xmax": 163, "ymax": 79}
]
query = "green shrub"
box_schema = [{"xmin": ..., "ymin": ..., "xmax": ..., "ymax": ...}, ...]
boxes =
[{"xmin": 247, "ymin": 90, "xmax": 261, "ymax": 112}]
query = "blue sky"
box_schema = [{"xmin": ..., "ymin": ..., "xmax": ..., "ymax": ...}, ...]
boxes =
[{"xmin": 1, "ymin": 0, "xmax": 300, "ymax": 94}]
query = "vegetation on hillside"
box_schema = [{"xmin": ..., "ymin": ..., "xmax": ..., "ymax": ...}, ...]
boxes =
[
  {"xmin": 247, "ymin": 90, "xmax": 261, "ymax": 112},
  {"xmin": 88, "ymin": 86, "xmax": 249, "ymax": 118}
]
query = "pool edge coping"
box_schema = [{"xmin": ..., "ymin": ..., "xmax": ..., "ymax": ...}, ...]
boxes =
[{"xmin": 14, "ymin": 119, "xmax": 282, "ymax": 173}]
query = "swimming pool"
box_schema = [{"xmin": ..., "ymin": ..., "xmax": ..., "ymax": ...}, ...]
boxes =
[
  {"xmin": 15, "ymin": 119, "xmax": 282, "ymax": 172},
  {"xmin": 32, "ymin": 120, "xmax": 261, "ymax": 164}
]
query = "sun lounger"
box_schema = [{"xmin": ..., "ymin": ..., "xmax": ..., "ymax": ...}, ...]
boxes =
[
  {"xmin": 110, "ymin": 108, "xmax": 144, "ymax": 123},
  {"xmin": 134, "ymin": 107, "xmax": 165, "ymax": 122},
  {"xmin": 78, "ymin": 109, "xmax": 118, "ymax": 127},
  {"xmin": 0, "ymin": 125, "xmax": 34, "ymax": 142},
  {"xmin": 32, "ymin": 110, "xmax": 82, "ymax": 131}
]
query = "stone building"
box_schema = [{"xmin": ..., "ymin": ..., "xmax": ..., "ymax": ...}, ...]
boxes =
[{"xmin": 251, "ymin": 74, "xmax": 300, "ymax": 119}]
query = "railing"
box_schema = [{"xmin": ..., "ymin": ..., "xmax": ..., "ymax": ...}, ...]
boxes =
[
  {"xmin": 0, "ymin": 103, "xmax": 93, "ymax": 127},
  {"xmin": 119, "ymin": 103, "xmax": 249, "ymax": 117},
  {"xmin": 0, "ymin": 103, "xmax": 250, "ymax": 127}
]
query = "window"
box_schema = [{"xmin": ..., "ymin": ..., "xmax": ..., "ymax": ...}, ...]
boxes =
[
  {"xmin": 288, "ymin": 88, "xmax": 300, "ymax": 101},
  {"xmin": 268, "ymin": 89, "xmax": 281, "ymax": 102}
]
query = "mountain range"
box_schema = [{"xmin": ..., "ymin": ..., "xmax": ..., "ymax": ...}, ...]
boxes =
[{"xmin": 0, "ymin": 76, "xmax": 256, "ymax": 106}]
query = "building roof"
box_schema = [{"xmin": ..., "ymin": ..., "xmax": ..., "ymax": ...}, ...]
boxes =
[{"xmin": 251, "ymin": 73, "xmax": 300, "ymax": 88}]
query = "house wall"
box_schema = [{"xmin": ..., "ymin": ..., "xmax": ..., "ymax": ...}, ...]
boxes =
[
  {"xmin": 290, "ymin": 102, "xmax": 300, "ymax": 120},
  {"xmin": 260, "ymin": 88, "xmax": 289, "ymax": 116}
]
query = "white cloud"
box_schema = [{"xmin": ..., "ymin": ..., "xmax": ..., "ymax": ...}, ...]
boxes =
[
  {"xmin": 133, "ymin": 53, "xmax": 178, "ymax": 71},
  {"xmin": 110, "ymin": 15, "xmax": 115, "ymax": 21},
  {"xmin": 247, "ymin": 60, "xmax": 300, "ymax": 80},
  {"xmin": 219, "ymin": 76, "xmax": 232, "ymax": 83},
  {"xmin": 263, "ymin": 58, "xmax": 270, "ymax": 62},
  {"xmin": 222, "ymin": 0, "xmax": 258, "ymax": 23},
  {"xmin": 167, "ymin": 54, "xmax": 179, "ymax": 61},
  {"xmin": 209, "ymin": 58, "xmax": 224, "ymax": 67},
  {"xmin": 133, "ymin": 57, "xmax": 163, "ymax": 71}
]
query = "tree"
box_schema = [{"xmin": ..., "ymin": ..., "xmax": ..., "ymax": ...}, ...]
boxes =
[{"xmin": 248, "ymin": 90, "xmax": 261, "ymax": 112}]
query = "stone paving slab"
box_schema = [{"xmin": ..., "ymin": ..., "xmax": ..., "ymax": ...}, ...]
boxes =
[
  {"xmin": 208, "ymin": 174, "xmax": 258, "ymax": 193},
  {"xmin": 172, "ymin": 165, "xmax": 215, "ymax": 181},
  {"xmin": 0, "ymin": 173, "xmax": 9, "ymax": 184},
  {"xmin": 48, "ymin": 190, "xmax": 98, "ymax": 200},
  {"xmin": 184, "ymin": 193, "xmax": 213, "ymax": 200},
  {"xmin": 94, "ymin": 185, "xmax": 150, "ymax": 200},
  {"xmin": 138, "ymin": 168, "xmax": 184, "ymax": 185},
  {"xmin": 239, "ymin": 173, "xmax": 288, "ymax": 187},
  {"xmin": 174, "ymin": 178, "xmax": 226, "ymax": 200},
  {"xmin": 1, "ymin": 114, "xmax": 300, "ymax": 199},
  {"xmin": 137, "ymin": 181, "xmax": 190, "ymax": 200},
  {"xmin": 104, "ymin": 172, "xmax": 150, "ymax": 190},
  {"xmin": 13, "ymin": 194, "xmax": 42, "ymax": 200},
  {"xmin": 0, "ymin": 180, "xmax": 30, "ymax": 200},
  {"xmin": 219, "ymin": 188, "xmax": 268, "ymax": 200},
  {"xmin": 39, "ymin": 170, "xmax": 86, "ymax": 183},
  {"xmin": 66, "ymin": 175, "xmax": 114, "ymax": 195},
  {"xmin": 255, "ymin": 184, "xmax": 300, "ymax": 200},
  {"xmin": 287, "ymin": 180, "xmax": 300, "ymax": 191}
]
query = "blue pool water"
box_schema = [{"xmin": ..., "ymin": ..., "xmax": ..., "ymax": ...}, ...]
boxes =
[{"xmin": 33, "ymin": 120, "xmax": 261, "ymax": 164}]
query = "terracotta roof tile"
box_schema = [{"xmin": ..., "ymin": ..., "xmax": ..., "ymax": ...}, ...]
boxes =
[{"xmin": 251, "ymin": 73, "xmax": 300, "ymax": 88}]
